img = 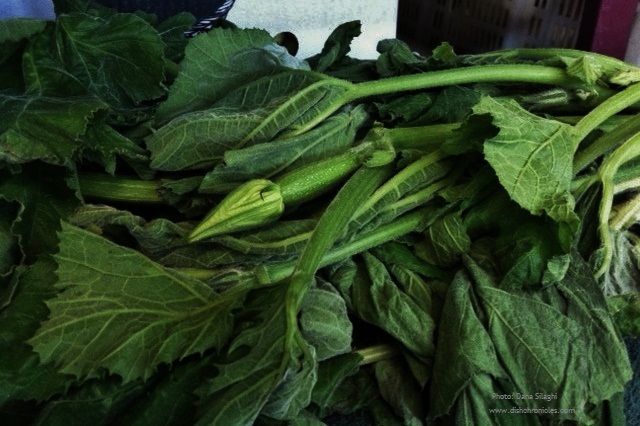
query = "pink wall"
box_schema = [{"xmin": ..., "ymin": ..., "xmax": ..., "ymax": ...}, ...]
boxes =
[{"xmin": 590, "ymin": 0, "xmax": 637, "ymax": 59}]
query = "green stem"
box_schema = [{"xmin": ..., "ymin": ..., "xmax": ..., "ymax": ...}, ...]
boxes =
[
  {"xmin": 356, "ymin": 345, "xmax": 399, "ymax": 365},
  {"xmin": 283, "ymin": 166, "xmax": 392, "ymax": 354},
  {"xmin": 574, "ymin": 113, "xmax": 640, "ymax": 173},
  {"xmin": 596, "ymin": 131, "xmax": 640, "ymax": 277},
  {"xmin": 574, "ymin": 83, "xmax": 640, "ymax": 142},
  {"xmin": 385, "ymin": 124, "xmax": 461, "ymax": 151},
  {"xmin": 295, "ymin": 65, "xmax": 578, "ymax": 136},
  {"xmin": 350, "ymin": 65, "xmax": 576, "ymax": 100},
  {"xmin": 256, "ymin": 208, "xmax": 428, "ymax": 285},
  {"xmin": 78, "ymin": 173, "xmax": 163, "ymax": 204}
]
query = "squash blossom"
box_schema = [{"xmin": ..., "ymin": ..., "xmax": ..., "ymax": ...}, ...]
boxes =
[{"xmin": 188, "ymin": 179, "xmax": 284, "ymax": 242}]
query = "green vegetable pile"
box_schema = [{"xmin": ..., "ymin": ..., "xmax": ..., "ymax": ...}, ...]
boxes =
[{"xmin": 3, "ymin": 2, "xmax": 640, "ymax": 425}]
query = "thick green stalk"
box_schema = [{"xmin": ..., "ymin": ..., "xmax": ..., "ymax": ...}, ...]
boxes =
[
  {"xmin": 574, "ymin": 83, "xmax": 640, "ymax": 142},
  {"xmin": 350, "ymin": 65, "xmax": 575, "ymax": 100},
  {"xmin": 574, "ymin": 113, "xmax": 640, "ymax": 173},
  {"xmin": 283, "ymin": 166, "xmax": 392, "ymax": 363},
  {"xmin": 78, "ymin": 173, "xmax": 163, "ymax": 203},
  {"xmin": 384, "ymin": 124, "xmax": 461, "ymax": 151},
  {"xmin": 294, "ymin": 65, "xmax": 579, "ymax": 136},
  {"xmin": 255, "ymin": 208, "xmax": 428, "ymax": 285}
]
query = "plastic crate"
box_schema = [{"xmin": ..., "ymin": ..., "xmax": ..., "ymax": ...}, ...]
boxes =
[{"xmin": 398, "ymin": 0, "xmax": 586, "ymax": 53}]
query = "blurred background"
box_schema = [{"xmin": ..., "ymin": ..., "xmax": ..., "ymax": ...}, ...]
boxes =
[
  {"xmin": 2, "ymin": 1, "xmax": 639, "ymax": 62},
  {"xmin": 97, "ymin": 0, "xmax": 640, "ymax": 63}
]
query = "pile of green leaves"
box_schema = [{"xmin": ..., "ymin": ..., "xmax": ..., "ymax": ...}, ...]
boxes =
[{"xmin": 2, "ymin": 2, "xmax": 640, "ymax": 425}]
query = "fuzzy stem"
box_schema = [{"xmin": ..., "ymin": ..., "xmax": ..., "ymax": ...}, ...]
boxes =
[
  {"xmin": 574, "ymin": 83, "xmax": 640, "ymax": 142},
  {"xmin": 78, "ymin": 173, "xmax": 163, "ymax": 204}
]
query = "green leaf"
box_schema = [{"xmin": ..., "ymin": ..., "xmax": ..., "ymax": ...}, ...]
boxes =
[
  {"xmin": 0, "ymin": 94, "xmax": 106, "ymax": 166},
  {"xmin": 262, "ymin": 343, "xmax": 317, "ymax": 420},
  {"xmin": 195, "ymin": 286, "xmax": 290, "ymax": 425},
  {"xmin": 0, "ymin": 19, "xmax": 46, "ymax": 66},
  {"xmin": 156, "ymin": 13, "xmax": 195, "ymax": 62},
  {"xmin": 420, "ymin": 86, "xmax": 484, "ymax": 124},
  {"xmin": 32, "ymin": 377, "xmax": 147, "ymax": 426},
  {"xmin": 147, "ymin": 109, "xmax": 266, "ymax": 171},
  {"xmin": 473, "ymin": 97, "xmax": 577, "ymax": 220},
  {"xmin": 374, "ymin": 359, "xmax": 424, "ymax": 425},
  {"xmin": 430, "ymin": 272, "xmax": 505, "ymax": 417},
  {"xmin": 0, "ymin": 259, "xmax": 74, "ymax": 405},
  {"xmin": 310, "ymin": 352, "xmax": 362, "ymax": 416},
  {"xmin": 348, "ymin": 152, "xmax": 450, "ymax": 234},
  {"xmin": 352, "ymin": 253, "xmax": 435, "ymax": 359},
  {"xmin": 376, "ymin": 39, "xmax": 424, "ymax": 77},
  {"xmin": 0, "ymin": 199, "xmax": 22, "ymax": 283},
  {"xmin": 120, "ymin": 357, "xmax": 213, "ymax": 426},
  {"xmin": 157, "ymin": 28, "xmax": 305, "ymax": 122},
  {"xmin": 465, "ymin": 256, "xmax": 632, "ymax": 423},
  {"xmin": 300, "ymin": 280, "xmax": 352, "ymax": 361},
  {"xmin": 68, "ymin": 204, "xmax": 188, "ymax": 258},
  {"xmin": 308, "ymin": 21, "xmax": 362, "ymax": 72},
  {"xmin": 423, "ymin": 213, "xmax": 471, "ymax": 267},
  {"xmin": 213, "ymin": 70, "xmax": 351, "ymax": 144},
  {"xmin": 200, "ymin": 106, "xmax": 367, "ymax": 193},
  {"xmin": 0, "ymin": 19, "xmax": 46, "ymax": 45},
  {"xmin": 0, "ymin": 165, "xmax": 79, "ymax": 258},
  {"xmin": 374, "ymin": 93, "xmax": 433, "ymax": 125},
  {"xmin": 608, "ymin": 294, "xmax": 640, "ymax": 336},
  {"xmin": 81, "ymin": 123, "xmax": 148, "ymax": 175},
  {"xmin": 25, "ymin": 13, "xmax": 166, "ymax": 109},
  {"xmin": 599, "ymin": 231, "xmax": 640, "ymax": 296},
  {"xmin": 555, "ymin": 254, "xmax": 633, "ymax": 403},
  {"xmin": 29, "ymin": 223, "xmax": 246, "ymax": 382}
]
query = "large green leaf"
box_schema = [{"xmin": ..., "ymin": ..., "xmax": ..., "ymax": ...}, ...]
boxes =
[
  {"xmin": 195, "ymin": 286, "xmax": 292, "ymax": 426},
  {"xmin": 0, "ymin": 259, "xmax": 74, "ymax": 405},
  {"xmin": 24, "ymin": 13, "xmax": 166, "ymax": 110},
  {"xmin": 0, "ymin": 19, "xmax": 46, "ymax": 45},
  {"xmin": 467, "ymin": 256, "xmax": 631, "ymax": 423},
  {"xmin": 149, "ymin": 70, "xmax": 351, "ymax": 172},
  {"xmin": 0, "ymin": 94, "xmax": 106, "ymax": 166},
  {"xmin": 147, "ymin": 109, "xmax": 265, "ymax": 171},
  {"xmin": 473, "ymin": 97, "xmax": 577, "ymax": 221},
  {"xmin": 29, "ymin": 223, "xmax": 246, "ymax": 382},
  {"xmin": 430, "ymin": 272, "xmax": 505, "ymax": 417},
  {"xmin": 157, "ymin": 28, "xmax": 307, "ymax": 122},
  {"xmin": 310, "ymin": 352, "xmax": 362, "ymax": 416}
]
